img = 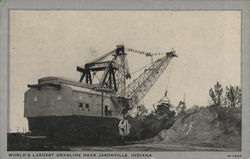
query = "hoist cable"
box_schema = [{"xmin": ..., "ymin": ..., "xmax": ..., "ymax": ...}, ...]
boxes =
[
  {"xmin": 165, "ymin": 61, "xmax": 174, "ymax": 90},
  {"xmin": 130, "ymin": 63, "xmax": 152, "ymax": 76}
]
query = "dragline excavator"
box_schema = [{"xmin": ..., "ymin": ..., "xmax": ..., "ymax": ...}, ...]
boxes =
[
  {"xmin": 76, "ymin": 45, "xmax": 177, "ymax": 117},
  {"xmin": 24, "ymin": 44, "xmax": 177, "ymax": 140}
]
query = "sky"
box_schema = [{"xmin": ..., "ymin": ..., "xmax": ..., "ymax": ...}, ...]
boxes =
[{"xmin": 9, "ymin": 11, "xmax": 241, "ymax": 132}]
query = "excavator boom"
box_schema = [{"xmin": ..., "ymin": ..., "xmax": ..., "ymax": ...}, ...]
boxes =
[
  {"xmin": 126, "ymin": 51, "xmax": 177, "ymax": 108},
  {"xmin": 77, "ymin": 45, "xmax": 177, "ymax": 112}
]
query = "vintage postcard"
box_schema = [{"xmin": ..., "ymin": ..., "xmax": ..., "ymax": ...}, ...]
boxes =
[{"xmin": 0, "ymin": 0, "xmax": 250, "ymax": 159}]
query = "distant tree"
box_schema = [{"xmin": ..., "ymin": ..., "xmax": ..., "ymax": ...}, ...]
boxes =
[
  {"xmin": 209, "ymin": 82, "xmax": 223, "ymax": 106},
  {"xmin": 176, "ymin": 101, "xmax": 187, "ymax": 115},
  {"xmin": 192, "ymin": 104, "xmax": 200, "ymax": 109},
  {"xmin": 224, "ymin": 85, "xmax": 241, "ymax": 108}
]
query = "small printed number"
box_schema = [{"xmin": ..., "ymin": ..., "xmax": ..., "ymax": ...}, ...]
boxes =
[{"xmin": 227, "ymin": 154, "xmax": 242, "ymax": 158}]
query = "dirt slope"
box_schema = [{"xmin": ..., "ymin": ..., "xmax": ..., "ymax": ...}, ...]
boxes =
[{"xmin": 149, "ymin": 106, "xmax": 241, "ymax": 150}]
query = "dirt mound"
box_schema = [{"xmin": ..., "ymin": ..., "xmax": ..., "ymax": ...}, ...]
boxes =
[{"xmin": 149, "ymin": 106, "xmax": 241, "ymax": 150}]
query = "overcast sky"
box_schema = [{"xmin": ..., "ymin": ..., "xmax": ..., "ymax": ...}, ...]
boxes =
[{"xmin": 10, "ymin": 11, "xmax": 240, "ymax": 132}]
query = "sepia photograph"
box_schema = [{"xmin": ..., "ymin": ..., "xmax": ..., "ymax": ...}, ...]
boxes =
[{"xmin": 6, "ymin": 10, "xmax": 242, "ymax": 152}]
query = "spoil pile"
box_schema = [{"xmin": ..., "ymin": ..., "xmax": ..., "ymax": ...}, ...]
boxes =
[{"xmin": 149, "ymin": 106, "xmax": 241, "ymax": 150}]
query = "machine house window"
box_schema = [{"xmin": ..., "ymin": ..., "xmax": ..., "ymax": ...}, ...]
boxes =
[
  {"xmin": 57, "ymin": 95, "xmax": 62, "ymax": 100},
  {"xmin": 79, "ymin": 103, "xmax": 84, "ymax": 111},
  {"xmin": 86, "ymin": 104, "xmax": 90, "ymax": 112},
  {"xmin": 104, "ymin": 105, "xmax": 112, "ymax": 116},
  {"xmin": 79, "ymin": 95, "xmax": 83, "ymax": 100},
  {"xmin": 33, "ymin": 96, "xmax": 38, "ymax": 102},
  {"xmin": 78, "ymin": 103, "xmax": 90, "ymax": 112}
]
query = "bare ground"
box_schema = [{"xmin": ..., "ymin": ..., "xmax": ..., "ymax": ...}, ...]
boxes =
[{"xmin": 69, "ymin": 142, "xmax": 239, "ymax": 151}]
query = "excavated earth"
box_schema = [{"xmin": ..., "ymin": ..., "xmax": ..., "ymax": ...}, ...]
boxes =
[{"xmin": 143, "ymin": 106, "xmax": 241, "ymax": 151}]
